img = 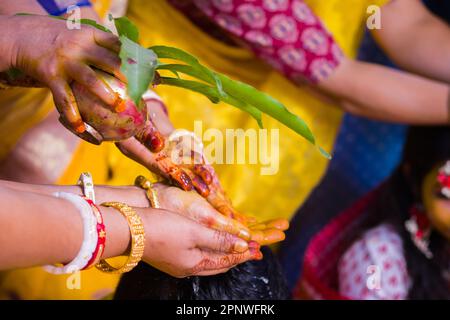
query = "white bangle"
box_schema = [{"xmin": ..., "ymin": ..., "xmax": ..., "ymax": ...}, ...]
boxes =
[
  {"xmin": 44, "ymin": 192, "xmax": 98, "ymax": 274},
  {"xmin": 78, "ymin": 172, "xmax": 96, "ymax": 203}
]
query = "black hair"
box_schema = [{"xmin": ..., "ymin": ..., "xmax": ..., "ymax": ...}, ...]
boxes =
[
  {"xmin": 365, "ymin": 126, "xmax": 450, "ymax": 299},
  {"xmin": 114, "ymin": 246, "xmax": 290, "ymax": 300}
]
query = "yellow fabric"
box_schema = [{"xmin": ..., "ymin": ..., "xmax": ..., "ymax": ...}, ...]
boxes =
[{"xmin": 0, "ymin": 0, "xmax": 389, "ymax": 299}]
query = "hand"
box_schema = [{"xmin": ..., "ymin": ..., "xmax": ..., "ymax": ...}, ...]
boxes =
[
  {"xmin": 4, "ymin": 15, "xmax": 122, "ymax": 133},
  {"xmin": 116, "ymin": 98, "xmax": 289, "ymax": 246},
  {"xmin": 151, "ymin": 182, "xmax": 252, "ymax": 241},
  {"xmin": 138, "ymin": 208, "xmax": 261, "ymax": 277},
  {"xmin": 115, "ymin": 96, "xmax": 227, "ymax": 197},
  {"xmin": 148, "ymin": 182, "xmax": 288, "ymax": 247}
]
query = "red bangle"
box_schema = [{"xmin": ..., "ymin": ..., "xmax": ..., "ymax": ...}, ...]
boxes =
[{"xmin": 82, "ymin": 197, "xmax": 106, "ymax": 270}]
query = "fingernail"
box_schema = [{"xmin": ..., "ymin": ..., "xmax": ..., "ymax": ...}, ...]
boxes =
[
  {"xmin": 143, "ymin": 130, "xmax": 165, "ymax": 153},
  {"xmin": 233, "ymin": 239, "xmax": 248, "ymax": 253},
  {"xmin": 250, "ymin": 247, "xmax": 263, "ymax": 260},
  {"xmin": 192, "ymin": 176, "xmax": 210, "ymax": 197},
  {"xmin": 175, "ymin": 171, "xmax": 193, "ymax": 191},
  {"xmin": 194, "ymin": 165, "xmax": 212, "ymax": 184},
  {"xmin": 248, "ymin": 241, "xmax": 260, "ymax": 250},
  {"xmin": 148, "ymin": 134, "xmax": 165, "ymax": 152},
  {"xmin": 238, "ymin": 228, "xmax": 251, "ymax": 241},
  {"xmin": 75, "ymin": 122, "xmax": 86, "ymax": 133}
]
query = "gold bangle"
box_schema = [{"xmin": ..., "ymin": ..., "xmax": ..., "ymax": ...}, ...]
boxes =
[
  {"xmin": 135, "ymin": 175, "xmax": 160, "ymax": 209},
  {"xmin": 95, "ymin": 202, "xmax": 145, "ymax": 274}
]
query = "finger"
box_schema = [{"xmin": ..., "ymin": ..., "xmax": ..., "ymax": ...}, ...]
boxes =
[
  {"xmin": 210, "ymin": 212, "xmax": 251, "ymax": 242},
  {"xmin": 189, "ymin": 201, "xmax": 251, "ymax": 241},
  {"xmin": 250, "ymin": 219, "xmax": 289, "ymax": 231},
  {"xmin": 49, "ymin": 79, "xmax": 85, "ymax": 133},
  {"xmin": 145, "ymin": 96, "xmax": 169, "ymax": 118},
  {"xmin": 192, "ymin": 165, "xmax": 213, "ymax": 185},
  {"xmin": 83, "ymin": 46, "xmax": 123, "ymax": 81},
  {"xmin": 251, "ymin": 228, "xmax": 285, "ymax": 246},
  {"xmin": 116, "ymin": 137, "xmax": 193, "ymax": 191},
  {"xmin": 115, "ymin": 137, "xmax": 166, "ymax": 176},
  {"xmin": 249, "ymin": 223, "xmax": 267, "ymax": 231},
  {"xmin": 93, "ymin": 29, "xmax": 121, "ymax": 53},
  {"xmin": 183, "ymin": 168, "xmax": 210, "ymax": 198},
  {"xmin": 266, "ymin": 219, "xmax": 289, "ymax": 231},
  {"xmin": 135, "ymin": 121, "xmax": 165, "ymax": 153},
  {"xmin": 66, "ymin": 62, "xmax": 118, "ymax": 108},
  {"xmin": 195, "ymin": 228, "xmax": 249, "ymax": 254}
]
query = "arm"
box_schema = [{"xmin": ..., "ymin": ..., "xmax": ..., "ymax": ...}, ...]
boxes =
[
  {"xmin": 317, "ymin": 58, "xmax": 450, "ymax": 124},
  {"xmin": 372, "ymin": 0, "xmax": 450, "ymax": 83},
  {"xmin": 0, "ymin": 183, "xmax": 257, "ymax": 276},
  {"xmin": 188, "ymin": 0, "xmax": 450, "ymax": 124},
  {"xmin": 0, "ymin": 179, "xmax": 287, "ymax": 245},
  {"xmin": 0, "ymin": 185, "xmax": 129, "ymax": 269}
]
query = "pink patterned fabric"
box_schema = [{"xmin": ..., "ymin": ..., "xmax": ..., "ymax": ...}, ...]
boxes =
[
  {"xmin": 338, "ymin": 224, "xmax": 411, "ymax": 300},
  {"xmin": 170, "ymin": 0, "xmax": 343, "ymax": 83}
]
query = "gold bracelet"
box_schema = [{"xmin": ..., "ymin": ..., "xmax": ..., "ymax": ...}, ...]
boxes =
[
  {"xmin": 96, "ymin": 202, "xmax": 145, "ymax": 274},
  {"xmin": 135, "ymin": 175, "xmax": 161, "ymax": 209}
]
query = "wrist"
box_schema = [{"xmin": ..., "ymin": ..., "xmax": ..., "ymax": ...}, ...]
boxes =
[
  {"xmin": 95, "ymin": 186, "xmax": 150, "ymax": 208},
  {"xmin": 316, "ymin": 56, "xmax": 356, "ymax": 98},
  {"xmin": 101, "ymin": 206, "xmax": 130, "ymax": 258}
]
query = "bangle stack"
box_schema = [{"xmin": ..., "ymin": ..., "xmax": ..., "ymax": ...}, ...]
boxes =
[
  {"xmin": 82, "ymin": 197, "xmax": 106, "ymax": 270},
  {"xmin": 45, "ymin": 172, "xmax": 147, "ymax": 275},
  {"xmin": 44, "ymin": 192, "xmax": 103, "ymax": 274}
]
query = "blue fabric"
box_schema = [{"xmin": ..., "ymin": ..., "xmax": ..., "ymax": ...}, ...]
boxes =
[
  {"xmin": 37, "ymin": 0, "xmax": 92, "ymax": 16},
  {"xmin": 279, "ymin": 0, "xmax": 450, "ymax": 292}
]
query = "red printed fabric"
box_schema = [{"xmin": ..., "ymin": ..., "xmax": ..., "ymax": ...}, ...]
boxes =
[
  {"xmin": 188, "ymin": 0, "xmax": 344, "ymax": 83},
  {"xmin": 338, "ymin": 224, "xmax": 411, "ymax": 300}
]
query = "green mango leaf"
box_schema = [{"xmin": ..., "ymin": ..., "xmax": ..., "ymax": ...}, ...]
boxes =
[
  {"xmin": 157, "ymin": 64, "xmax": 263, "ymax": 127},
  {"xmin": 118, "ymin": 36, "xmax": 158, "ymax": 108},
  {"xmin": 159, "ymin": 77, "xmax": 220, "ymax": 103},
  {"xmin": 318, "ymin": 146, "xmax": 332, "ymax": 160},
  {"xmin": 155, "ymin": 54, "xmax": 314, "ymax": 145},
  {"xmin": 151, "ymin": 46, "xmax": 224, "ymax": 97},
  {"xmin": 113, "ymin": 16, "xmax": 139, "ymax": 42},
  {"xmin": 79, "ymin": 18, "xmax": 112, "ymax": 33},
  {"xmin": 221, "ymin": 95, "xmax": 264, "ymax": 129},
  {"xmin": 217, "ymin": 74, "xmax": 316, "ymax": 145}
]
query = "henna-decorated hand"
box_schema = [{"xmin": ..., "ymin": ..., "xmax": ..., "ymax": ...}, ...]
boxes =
[
  {"xmin": 151, "ymin": 182, "xmax": 288, "ymax": 247},
  {"xmin": 116, "ymin": 97, "xmax": 289, "ymax": 247},
  {"xmin": 1, "ymin": 15, "xmax": 122, "ymax": 133},
  {"xmin": 138, "ymin": 208, "xmax": 261, "ymax": 278},
  {"xmin": 150, "ymin": 182, "xmax": 252, "ymax": 241}
]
